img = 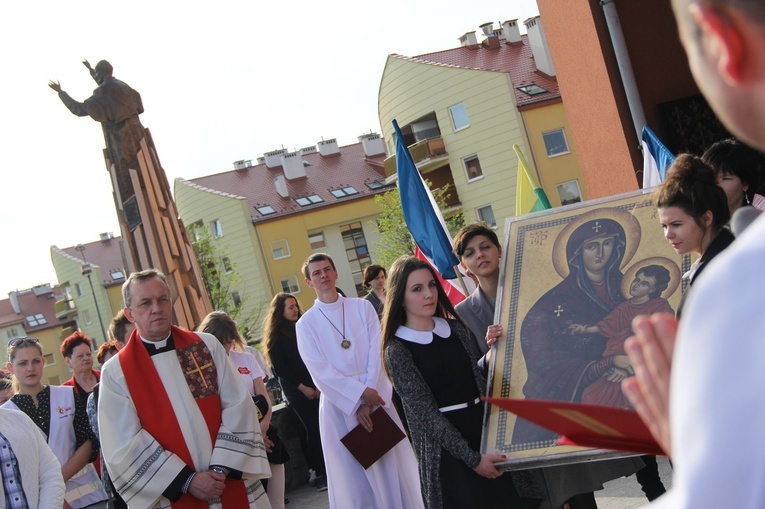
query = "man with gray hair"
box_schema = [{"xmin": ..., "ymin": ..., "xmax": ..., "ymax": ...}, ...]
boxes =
[
  {"xmin": 622, "ymin": 1, "xmax": 765, "ymax": 507},
  {"xmin": 98, "ymin": 269, "xmax": 272, "ymax": 508}
]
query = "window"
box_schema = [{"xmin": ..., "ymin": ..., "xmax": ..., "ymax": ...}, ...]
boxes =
[
  {"xmin": 309, "ymin": 233, "xmax": 326, "ymax": 250},
  {"xmin": 542, "ymin": 129, "xmax": 570, "ymax": 157},
  {"xmin": 110, "ymin": 270, "xmax": 125, "ymax": 280},
  {"xmin": 222, "ymin": 257, "xmax": 233, "ymax": 274},
  {"xmin": 75, "ymin": 283, "xmax": 83, "ymax": 297},
  {"xmin": 26, "ymin": 314, "xmax": 47, "ymax": 327},
  {"xmin": 256, "ymin": 205, "xmax": 276, "ymax": 215},
  {"xmin": 270, "ymin": 239, "xmax": 290, "ymax": 260},
  {"xmin": 82, "ymin": 310, "xmax": 92, "ymax": 325},
  {"xmin": 330, "ymin": 186, "xmax": 359, "ymax": 198},
  {"xmin": 295, "ymin": 194, "xmax": 324, "ymax": 207},
  {"xmin": 464, "ymin": 155, "xmax": 483, "ymax": 180},
  {"xmin": 5, "ymin": 327, "xmax": 19, "ymax": 339},
  {"xmin": 340, "ymin": 222, "xmax": 371, "ymax": 297},
  {"xmin": 365, "ymin": 179, "xmax": 386, "ymax": 190},
  {"xmin": 43, "ymin": 353, "xmax": 55, "ymax": 366},
  {"xmin": 449, "ymin": 103, "xmax": 470, "ymax": 131},
  {"xmin": 477, "ymin": 205, "xmax": 497, "ymax": 228},
  {"xmin": 231, "ymin": 291, "xmax": 242, "ymax": 307},
  {"xmin": 518, "ymin": 84, "xmax": 549, "ymax": 96},
  {"xmin": 210, "ymin": 219, "xmax": 223, "ymax": 238},
  {"xmin": 557, "ymin": 180, "xmax": 583, "ymax": 206},
  {"xmin": 280, "ymin": 275, "xmax": 301, "ymax": 294}
]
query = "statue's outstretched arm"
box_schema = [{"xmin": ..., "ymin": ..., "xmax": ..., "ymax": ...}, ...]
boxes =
[{"xmin": 82, "ymin": 59, "xmax": 97, "ymax": 82}]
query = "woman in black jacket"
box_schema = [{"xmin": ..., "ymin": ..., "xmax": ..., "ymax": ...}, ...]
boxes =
[{"xmin": 262, "ymin": 293, "xmax": 327, "ymax": 492}]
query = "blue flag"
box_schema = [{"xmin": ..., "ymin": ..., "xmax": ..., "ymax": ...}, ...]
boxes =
[
  {"xmin": 394, "ymin": 119, "xmax": 459, "ymax": 279},
  {"xmin": 641, "ymin": 125, "xmax": 675, "ymax": 188}
]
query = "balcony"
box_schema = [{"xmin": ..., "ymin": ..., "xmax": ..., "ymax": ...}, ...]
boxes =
[
  {"xmin": 383, "ymin": 136, "xmax": 450, "ymax": 178},
  {"xmin": 55, "ymin": 298, "xmax": 77, "ymax": 320}
]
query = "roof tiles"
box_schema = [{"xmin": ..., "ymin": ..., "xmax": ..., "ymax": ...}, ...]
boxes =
[
  {"xmin": 394, "ymin": 34, "xmax": 559, "ymax": 107},
  {"xmin": 182, "ymin": 142, "xmax": 392, "ymax": 222}
]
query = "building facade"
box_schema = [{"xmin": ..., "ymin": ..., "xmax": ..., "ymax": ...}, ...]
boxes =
[
  {"xmin": 378, "ymin": 17, "xmax": 586, "ymax": 240},
  {"xmin": 174, "ymin": 137, "xmax": 393, "ymax": 326},
  {"xmin": 50, "ymin": 234, "xmax": 128, "ymax": 347}
]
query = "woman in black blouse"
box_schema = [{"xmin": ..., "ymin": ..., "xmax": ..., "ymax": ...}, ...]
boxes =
[{"xmin": 262, "ymin": 293, "xmax": 327, "ymax": 492}]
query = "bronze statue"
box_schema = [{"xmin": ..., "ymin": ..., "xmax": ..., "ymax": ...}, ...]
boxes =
[
  {"xmin": 49, "ymin": 60, "xmax": 143, "ymax": 200},
  {"xmin": 49, "ymin": 60, "xmax": 212, "ymax": 329}
]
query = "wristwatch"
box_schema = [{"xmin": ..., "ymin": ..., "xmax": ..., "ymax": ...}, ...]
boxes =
[{"xmin": 210, "ymin": 466, "xmax": 229, "ymax": 477}]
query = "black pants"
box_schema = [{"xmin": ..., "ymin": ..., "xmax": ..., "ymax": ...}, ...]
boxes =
[
  {"xmin": 635, "ymin": 455, "xmax": 666, "ymax": 501},
  {"xmin": 287, "ymin": 394, "xmax": 326, "ymax": 476}
]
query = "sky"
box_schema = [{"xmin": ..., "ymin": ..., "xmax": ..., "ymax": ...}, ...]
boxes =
[{"xmin": 0, "ymin": 0, "xmax": 539, "ymax": 297}]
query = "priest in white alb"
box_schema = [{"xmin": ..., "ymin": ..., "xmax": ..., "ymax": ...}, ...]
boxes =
[
  {"xmin": 296, "ymin": 253, "xmax": 424, "ymax": 509},
  {"xmin": 98, "ymin": 269, "xmax": 272, "ymax": 509}
]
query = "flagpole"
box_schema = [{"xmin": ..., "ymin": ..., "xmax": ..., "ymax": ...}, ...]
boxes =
[{"xmin": 453, "ymin": 265, "xmax": 469, "ymax": 295}]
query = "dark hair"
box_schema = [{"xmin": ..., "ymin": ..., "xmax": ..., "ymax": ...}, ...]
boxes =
[
  {"xmin": 262, "ymin": 293, "xmax": 302, "ymax": 368},
  {"xmin": 381, "ymin": 256, "xmax": 461, "ymax": 372},
  {"xmin": 655, "ymin": 153, "xmax": 730, "ymax": 231},
  {"xmin": 636, "ymin": 264, "xmax": 672, "ymax": 299},
  {"xmin": 122, "ymin": 269, "xmax": 170, "ymax": 308},
  {"xmin": 362, "ymin": 265, "xmax": 386, "ymax": 288},
  {"xmin": 302, "ymin": 253, "xmax": 336, "ymax": 280},
  {"xmin": 96, "ymin": 340, "xmax": 121, "ymax": 365},
  {"xmin": 702, "ymin": 138, "xmax": 765, "ymax": 205},
  {"xmin": 108, "ymin": 309, "xmax": 133, "ymax": 343},
  {"xmin": 198, "ymin": 311, "xmax": 245, "ymax": 350},
  {"xmin": 453, "ymin": 223, "xmax": 500, "ymax": 258},
  {"xmin": 60, "ymin": 331, "xmax": 93, "ymax": 358}
]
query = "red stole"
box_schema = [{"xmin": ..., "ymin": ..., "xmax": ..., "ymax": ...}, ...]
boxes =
[{"xmin": 120, "ymin": 325, "xmax": 247, "ymax": 508}]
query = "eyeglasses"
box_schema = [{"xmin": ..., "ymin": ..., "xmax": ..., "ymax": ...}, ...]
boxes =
[{"xmin": 8, "ymin": 336, "xmax": 39, "ymax": 347}]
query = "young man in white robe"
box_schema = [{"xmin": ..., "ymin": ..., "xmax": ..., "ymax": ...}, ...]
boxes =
[
  {"xmin": 296, "ymin": 253, "xmax": 424, "ymax": 509},
  {"xmin": 98, "ymin": 269, "xmax": 272, "ymax": 509}
]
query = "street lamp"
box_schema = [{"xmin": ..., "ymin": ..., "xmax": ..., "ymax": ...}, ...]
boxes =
[{"xmin": 74, "ymin": 244, "xmax": 107, "ymax": 347}]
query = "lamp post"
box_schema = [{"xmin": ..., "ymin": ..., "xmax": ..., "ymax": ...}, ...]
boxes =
[{"xmin": 74, "ymin": 244, "xmax": 107, "ymax": 347}]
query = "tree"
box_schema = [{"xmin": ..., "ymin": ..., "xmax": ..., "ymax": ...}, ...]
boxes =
[
  {"xmin": 372, "ymin": 181, "xmax": 464, "ymax": 269},
  {"xmin": 187, "ymin": 224, "xmax": 263, "ymax": 337}
]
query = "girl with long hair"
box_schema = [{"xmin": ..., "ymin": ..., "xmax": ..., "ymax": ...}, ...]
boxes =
[
  {"xmin": 262, "ymin": 293, "xmax": 327, "ymax": 491},
  {"xmin": 198, "ymin": 310, "xmax": 289, "ymax": 509},
  {"xmin": 381, "ymin": 256, "xmax": 537, "ymax": 509}
]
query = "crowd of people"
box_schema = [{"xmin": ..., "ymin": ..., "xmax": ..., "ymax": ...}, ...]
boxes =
[{"xmin": 2, "ymin": 1, "xmax": 764, "ymax": 508}]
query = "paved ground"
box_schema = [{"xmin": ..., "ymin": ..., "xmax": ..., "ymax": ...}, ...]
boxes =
[{"xmin": 282, "ymin": 457, "xmax": 672, "ymax": 509}]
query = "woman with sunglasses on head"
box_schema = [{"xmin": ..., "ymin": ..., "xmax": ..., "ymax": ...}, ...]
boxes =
[
  {"xmin": 381, "ymin": 256, "xmax": 539, "ymax": 509},
  {"xmin": 3, "ymin": 336, "xmax": 108, "ymax": 509}
]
